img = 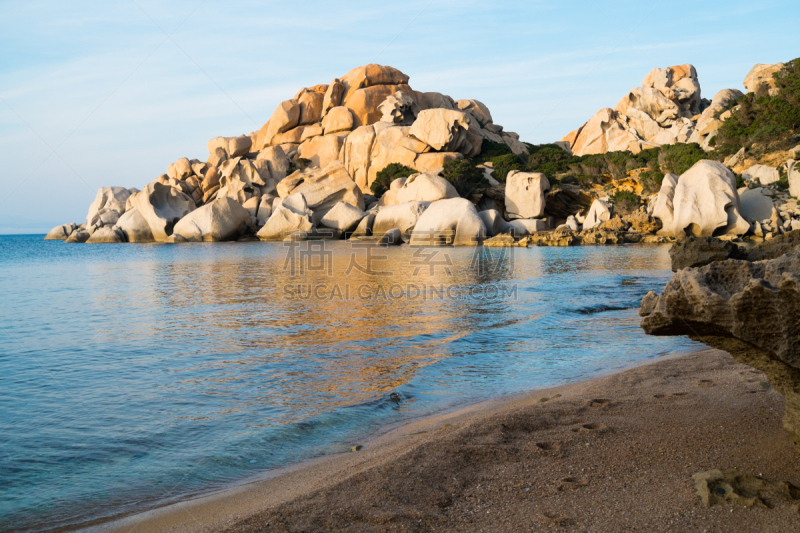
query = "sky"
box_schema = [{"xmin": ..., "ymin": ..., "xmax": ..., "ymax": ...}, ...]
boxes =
[{"xmin": 0, "ymin": 0, "xmax": 798, "ymax": 233}]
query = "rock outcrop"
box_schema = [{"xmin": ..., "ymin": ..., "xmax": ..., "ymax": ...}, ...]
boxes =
[
  {"xmin": 171, "ymin": 197, "xmax": 250, "ymax": 242},
  {"xmin": 640, "ymin": 250, "xmax": 800, "ymax": 452},
  {"xmin": 504, "ymin": 171, "xmax": 550, "ymax": 220},
  {"xmin": 408, "ymin": 198, "xmax": 486, "ymax": 246}
]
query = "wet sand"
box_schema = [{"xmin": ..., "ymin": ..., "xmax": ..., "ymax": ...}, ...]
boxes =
[{"xmin": 92, "ymin": 349, "xmax": 800, "ymax": 533}]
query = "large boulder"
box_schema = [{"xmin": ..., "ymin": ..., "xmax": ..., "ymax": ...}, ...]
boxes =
[
  {"xmin": 339, "ymin": 64, "xmax": 410, "ymax": 103},
  {"xmin": 172, "ymin": 197, "xmax": 250, "ymax": 242},
  {"xmin": 566, "ymin": 108, "xmax": 642, "ymax": 156},
  {"xmin": 478, "ymin": 210, "xmax": 513, "ymax": 237},
  {"xmin": 131, "ymin": 182, "xmax": 196, "ymax": 242},
  {"xmin": 322, "ymin": 79, "xmax": 345, "ymax": 117},
  {"xmin": 504, "ymin": 171, "xmax": 550, "ymax": 219},
  {"xmin": 256, "ymin": 146, "xmax": 291, "ymax": 184},
  {"xmin": 744, "ymin": 63, "xmax": 784, "ymax": 96},
  {"xmin": 640, "ymin": 250, "xmax": 800, "ymax": 451},
  {"xmin": 650, "ymin": 173, "xmax": 678, "ymax": 235},
  {"xmin": 394, "ymin": 173, "xmax": 459, "ymax": 204},
  {"xmin": 276, "ymin": 160, "xmax": 364, "ymax": 218},
  {"xmin": 256, "ymin": 100, "xmax": 301, "ymax": 149},
  {"xmin": 86, "ymin": 187, "xmax": 134, "ymax": 229},
  {"xmin": 208, "ymin": 135, "xmax": 253, "ymax": 158},
  {"xmin": 372, "ymin": 201, "xmax": 430, "ymax": 242},
  {"xmin": 340, "ymin": 125, "xmax": 377, "ymax": 191},
  {"xmin": 742, "ymin": 164, "xmax": 780, "ymax": 185},
  {"xmin": 641, "ymin": 63, "xmax": 701, "ymax": 115},
  {"xmin": 789, "ymin": 160, "xmax": 800, "ymax": 199},
  {"xmin": 322, "ymin": 106, "xmax": 355, "ymax": 135},
  {"xmin": 582, "ymin": 199, "xmax": 612, "ymax": 230},
  {"xmin": 670, "ymin": 160, "xmax": 749, "ymax": 238},
  {"xmin": 297, "ymin": 133, "xmax": 348, "ymax": 168},
  {"xmin": 319, "ymin": 201, "xmax": 365, "ymax": 232},
  {"xmin": 408, "ymin": 109, "xmax": 481, "ymax": 158},
  {"xmin": 44, "ymin": 223, "xmax": 76, "ymax": 240},
  {"xmin": 345, "ymin": 85, "xmax": 415, "ymax": 127},
  {"xmin": 378, "ymin": 91, "xmax": 419, "ymax": 125},
  {"xmin": 739, "ymin": 187, "xmax": 775, "ymax": 221},
  {"xmin": 408, "ymin": 198, "xmax": 486, "ymax": 246},
  {"xmin": 115, "ymin": 208, "xmax": 155, "ymax": 243},
  {"xmin": 456, "ymin": 99, "xmax": 492, "ymax": 127},
  {"xmin": 508, "ymin": 218, "xmax": 549, "ymax": 236},
  {"xmin": 86, "ymin": 226, "xmax": 124, "ymax": 243},
  {"xmin": 256, "ymin": 193, "xmax": 314, "ymax": 241}
]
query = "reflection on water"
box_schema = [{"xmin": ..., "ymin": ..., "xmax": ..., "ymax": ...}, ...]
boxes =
[{"xmin": 0, "ymin": 236, "xmax": 697, "ymax": 532}]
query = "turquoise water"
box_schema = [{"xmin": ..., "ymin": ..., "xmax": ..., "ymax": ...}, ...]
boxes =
[{"xmin": 0, "ymin": 235, "xmax": 698, "ymax": 532}]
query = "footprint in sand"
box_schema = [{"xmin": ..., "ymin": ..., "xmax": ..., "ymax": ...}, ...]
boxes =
[
  {"xmin": 534, "ymin": 442, "xmax": 564, "ymax": 456},
  {"xmin": 695, "ymin": 379, "xmax": 716, "ymax": 387},
  {"xmin": 543, "ymin": 512, "xmax": 577, "ymax": 527},
  {"xmin": 559, "ymin": 476, "xmax": 589, "ymax": 490},
  {"xmin": 571, "ymin": 422, "xmax": 607, "ymax": 433},
  {"xmin": 587, "ymin": 398, "xmax": 612, "ymax": 408}
]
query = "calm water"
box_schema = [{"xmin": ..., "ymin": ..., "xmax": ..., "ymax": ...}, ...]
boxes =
[{"xmin": 0, "ymin": 235, "xmax": 698, "ymax": 531}]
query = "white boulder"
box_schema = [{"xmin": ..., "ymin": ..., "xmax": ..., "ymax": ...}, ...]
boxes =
[
  {"xmin": 86, "ymin": 187, "xmax": 134, "ymax": 229},
  {"xmin": 115, "ymin": 208, "xmax": 155, "ymax": 243},
  {"xmin": 739, "ymin": 188, "xmax": 775, "ymax": 222},
  {"xmin": 409, "ymin": 198, "xmax": 486, "ymax": 246},
  {"xmin": 742, "ymin": 164, "xmax": 780, "ymax": 185},
  {"xmin": 670, "ymin": 160, "xmax": 749, "ymax": 238},
  {"xmin": 504, "ymin": 171, "xmax": 550, "ymax": 219},
  {"xmin": 45, "ymin": 223, "xmax": 76, "ymax": 240},
  {"xmin": 478, "ymin": 209, "xmax": 513, "ymax": 237},
  {"xmin": 172, "ymin": 197, "xmax": 250, "ymax": 242},
  {"xmin": 131, "ymin": 182, "xmax": 196, "ymax": 242},
  {"xmin": 395, "ymin": 173, "xmax": 459, "ymax": 204},
  {"xmin": 257, "ymin": 193, "xmax": 314, "ymax": 241},
  {"xmin": 320, "ymin": 201, "xmax": 365, "ymax": 232},
  {"xmin": 372, "ymin": 201, "xmax": 430, "ymax": 242},
  {"xmin": 508, "ymin": 218, "xmax": 549, "ymax": 236},
  {"xmin": 651, "ymin": 173, "xmax": 678, "ymax": 235},
  {"xmin": 583, "ymin": 199, "xmax": 612, "ymax": 230}
]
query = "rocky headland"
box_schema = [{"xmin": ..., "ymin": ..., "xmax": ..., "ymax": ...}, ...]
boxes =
[{"xmin": 44, "ymin": 59, "xmax": 800, "ymax": 248}]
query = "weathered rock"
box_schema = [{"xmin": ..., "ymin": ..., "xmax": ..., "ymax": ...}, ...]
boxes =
[
  {"xmin": 504, "ymin": 171, "xmax": 550, "ymax": 219},
  {"xmin": 739, "ymin": 187, "xmax": 775, "ymax": 221},
  {"xmin": 319, "ymin": 201, "xmax": 365, "ymax": 232},
  {"xmin": 598, "ymin": 215, "xmax": 630, "ymax": 232},
  {"xmin": 86, "ymin": 226, "xmax": 124, "ymax": 243},
  {"xmin": 478, "ymin": 209, "xmax": 513, "ymax": 237},
  {"xmin": 642, "ymin": 63, "xmax": 701, "ymax": 115},
  {"xmin": 276, "ymin": 160, "xmax": 364, "ymax": 217},
  {"xmin": 378, "ymin": 91, "xmax": 419, "ymax": 125},
  {"xmin": 168, "ymin": 157, "xmax": 193, "ymax": 181},
  {"xmin": 257, "ymin": 100, "xmax": 301, "ymax": 149},
  {"xmin": 640, "ymin": 251, "xmax": 800, "ymax": 451},
  {"xmin": 670, "ymin": 160, "xmax": 749, "ymax": 238},
  {"xmin": 171, "ymin": 197, "xmax": 250, "ymax": 242},
  {"xmin": 623, "ymin": 208, "xmax": 661, "ymax": 233},
  {"xmin": 297, "ymin": 89, "xmax": 325, "ymax": 125},
  {"xmin": 257, "ymin": 193, "xmax": 314, "ymax": 241},
  {"xmin": 131, "ymin": 182, "xmax": 196, "ymax": 242},
  {"xmin": 322, "ymin": 107, "xmax": 354, "ymax": 135},
  {"xmin": 581, "ymin": 228, "xmax": 625, "ymax": 244},
  {"xmin": 744, "ymin": 63, "xmax": 784, "ymax": 96},
  {"xmin": 788, "ymin": 160, "xmax": 800, "ymax": 198},
  {"xmin": 350, "ymin": 212, "xmax": 376, "ymax": 237},
  {"xmin": 115, "ymin": 207, "xmax": 155, "ymax": 243},
  {"xmin": 408, "ymin": 198, "xmax": 486, "ymax": 246},
  {"xmin": 508, "ymin": 218, "xmax": 549, "ymax": 236},
  {"xmin": 208, "ymin": 135, "xmax": 252, "ymax": 158},
  {"xmin": 340, "ymin": 64, "xmax": 410, "ymax": 103},
  {"xmin": 322, "ymin": 79, "xmax": 345, "ymax": 117},
  {"xmin": 456, "ymin": 99, "xmax": 492, "ymax": 127},
  {"xmin": 256, "ymin": 145, "xmax": 291, "ymax": 184},
  {"xmin": 65, "ymin": 228, "xmax": 90, "ymax": 243},
  {"xmin": 297, "ymin": 133, "xmax": 348, "ymax": 169},
  {"xmin": 372, "ymin": 201, "xmax": 430, "ymax": 242},
  {"xmin": 86, "ymin": 187, "xmax": 134, "ymax": 228},
  {"xmin": 345, "ymin": 84, "xmax": 414, "ymax": 127},
  {"xmin": 651, "ymin": 173, "xmax": 678, "ymax": 234},
  {"xmin": 583, "ymin": 199, "xmax": 612, "ymax": 230},
  {"xmin": 255, "ymin": 195, "xmax": 275, "ymax": 226},
  {"xmin": 408, "ymin": 109, "xmax": 481, "ymax": 158},
  {"xmin": 668, "ymin": 236, "xmax": 746, "ymax": 271},
  {"xmin": 395, "ymin": 173, "xmax": 459, "ymax": 204},
  {"xmin": 340, "ymin": 125, "xmax": 377, "ymax": 191},
  {"xmin": 44, "ymin": 223, "xmax": 76, "ymax": 240},
  {"xmin": 742, "ymin": 164, "xmax": 780, "ymax": 185}
]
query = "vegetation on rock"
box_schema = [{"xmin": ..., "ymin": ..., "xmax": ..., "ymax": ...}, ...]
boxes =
[
  {"xmin": 371, "ymin": 163, "xmax": 417, "ymax": 197},
  {"xmin": 441, "ymin": 159, "xmax": 489, "ymax": 197},
  {"xmin": 714, "ymin": 57, "xmax": 800, "ymax": 156}
]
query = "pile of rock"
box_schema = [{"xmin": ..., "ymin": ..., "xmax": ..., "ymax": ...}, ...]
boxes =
[
  {"xmin": 561, "ymin": 63, "xmax": 760, "ymax": 155},
  {"xmin": 46, "ymin": 64, "xmax": 533, "ymax": 246}
]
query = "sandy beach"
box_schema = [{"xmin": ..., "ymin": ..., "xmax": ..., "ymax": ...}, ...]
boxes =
[{"xmin": 87, "ymin": 348, "xmax": 800, "ymax": 533}]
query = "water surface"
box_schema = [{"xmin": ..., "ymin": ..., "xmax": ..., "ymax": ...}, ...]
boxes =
[{"xmin": 0, "ymin": 236, "xmax": 698, "ymax": 531}]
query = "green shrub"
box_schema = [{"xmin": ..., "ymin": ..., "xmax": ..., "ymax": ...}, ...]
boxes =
[
  {"xmin": 611, "ymin": 190, "xmax": 641, "ymax": 216},
  {"xmin": 370, "ymin": 163, "xmax": 417, "ymax": 197},
  {"xmin": 639, "ymin": 170, "xmax": 665, "ymax": 194},
  {"xmin": 659, "ymin": 143, "xmax": 707, "ymax": 175},
  {"xmin": 714, "ymin": 57, "xmax": 800, "ymax": 156},
  {"xmin": 441, "ymin": 159, "xmax": 489, "ymax": 196},
  {"xmin": 736, "ymin": 175, "xmax": 747, "ymax": 189},
  {"xmin": 479, "ymin": 140, "xmax": 513, "ymax": 158}
]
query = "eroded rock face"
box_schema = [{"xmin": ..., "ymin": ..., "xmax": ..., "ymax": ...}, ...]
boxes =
[
  {"xmin": 45, "ymin": 223, "xmax": 76, "ymax": 240},
  {"xmin": 669, "ymin": 160, "xmax": 749, "ymax": 238},
  {"xmin": 256, "ymin": 193, "xmax": 313, "ymax": 241},
  {"xmin": 640, "ymin": 251, "xmax": 800, "ymax": 451},
  {"xmin": 115, "ymin": 207, "xmax": 155, "ymax": 243},
  {"xmin": 172, "ymin": 197, "xmax": 250, "ymax": 242},
  {"xmin": 86, "ymin": 187, "xmax": 134, "ymax": 230},
  {"xmin": 408, "ymin": 198, "xmax": 486, "ymax": 246},
  {"xmin": 504, "ymin": 171, "xmax": 550, "ymax": 220},
  {"xmin": 408, "ymin": 109, "xmax": 481, "ymax": 158},
  {"xmin": 131, "ymin": 182, "xmax": 196, "ymax": 242},
  {"xmin": 372, "ymin": 201, "xmax": 430, "ymax": 242},
  {"xmin": 394, "ymin": 173, "xmax": 459, "ymax": 205},
  {"xmin": 276, "ymin": 160, "xmax": 364, "ymax": 217}
]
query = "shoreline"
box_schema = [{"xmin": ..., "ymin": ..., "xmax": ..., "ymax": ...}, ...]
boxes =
[{"xmin": 80, "ymin": 347, "xmax": 800, "ymax": 532}]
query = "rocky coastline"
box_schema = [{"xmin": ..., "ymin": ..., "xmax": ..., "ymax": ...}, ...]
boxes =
[{"xmin": 43, "ymin": 61, "xmax": 800, "ymax": 249}]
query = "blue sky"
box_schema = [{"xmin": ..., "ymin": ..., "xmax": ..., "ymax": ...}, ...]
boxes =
[{"xmin": 1, "ymin": 0, "xmax": 797, "ymax": 233}]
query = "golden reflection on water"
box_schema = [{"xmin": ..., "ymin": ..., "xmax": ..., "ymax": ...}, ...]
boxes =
[{"xmin": 83, "ymin": 242, "xmax": 673, "ymax": 426}]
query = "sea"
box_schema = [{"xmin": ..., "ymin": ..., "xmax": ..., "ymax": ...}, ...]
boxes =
[{"xmin": 0, "ymin": 235, "xmax": 700, "ymax": 531}]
